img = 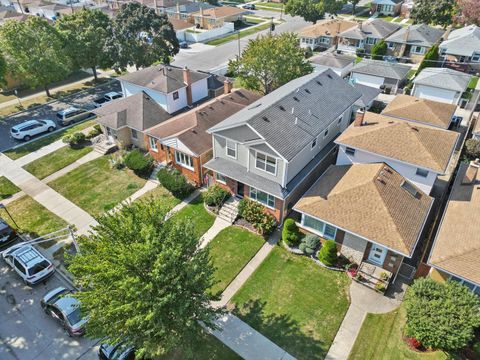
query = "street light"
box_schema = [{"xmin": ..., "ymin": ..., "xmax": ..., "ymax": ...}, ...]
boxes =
[{"xmin": 0, "ymin": 204, "xmax": 19, "ymax": 229}]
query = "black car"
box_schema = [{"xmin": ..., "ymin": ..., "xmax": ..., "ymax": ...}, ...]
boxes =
[
  {"xmin": 0, "ymin": 218, "xmax": 17, "ymax": 248},
  {"xmin": 243, "ymin": 3, "xmax": 255, "ymax": 9},
  {"xmin": 98, "ymin": 340, "xmax": 136, "ymax": 360}
]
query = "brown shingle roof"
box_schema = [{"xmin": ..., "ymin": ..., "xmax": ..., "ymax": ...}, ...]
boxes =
[
  {"xmin": 299, "ymin": 19, "xmax": 357, "ymax": 38},
  {"xmin": 335, "ymin": 112, "xmax": 459, "ymax": 173},
  {"xmin": 294, "ymin": 163, "xmax": 433, "ymax": 256},
  {"xmin": 169, "ymin": 18, "xmax": 192, "ymax": 31},
  {"xmin": 191, "ymin": 6, "xmax": 246, "ymax": 18},
  {"xmin": 428, "ymin": 161, "xmax": 480, "ymax": 285},
  {"xmin": 382, "ymin": 94, "xmax": 457, "ymax": 129}
]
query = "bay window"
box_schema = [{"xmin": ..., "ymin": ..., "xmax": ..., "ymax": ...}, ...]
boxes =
[
  {"xmin": 175, "ymin": 151, "xmax": 193, "ymax": 170},
  {"xmin": 255, "ymin": 151, "xmax": 277, "ymax": 175},
  {"xmin": 302, "ymin": 214, "xmax": 337, "ymax": 240},
  {"xmin": 249, "ymin": 187, "xmax": 275, "ymax": 208}
]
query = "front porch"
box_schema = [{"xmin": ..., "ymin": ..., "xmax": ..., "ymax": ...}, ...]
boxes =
[{"xmin": 354, "ymin": 261, "xmax": 393, "ymax": 293}]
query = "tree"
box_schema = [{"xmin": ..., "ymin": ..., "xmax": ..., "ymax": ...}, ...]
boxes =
[
  {"xmin": 465, "ymin": 139, "xmax": 480, "ymax": 159},
  {"xmin": 318, "ymin": 240, "xmax": 337, "ymax": 266},
  {"xmin": 371, "ymin": 39, "xmax": 387, "ymax": 60},
  {"xmin": 68, "ymin": 200, "xmax": 221, "ymax": 358},
  {"xmin": 56, "ymin": 9, "xmax": 113, "ymax": 81},
  {"xmin": 0, "ymin": 52, "xmax": 6, "ymax": 86},
  {"xmin": 416, "ymin": 44, "xmax": 439, "ymax": 74},
  {"xmin": 105, "ymin": 2, "xmax": 179, "ymax": 71},
  {"xmin": 456, "ymin": 0, "xmax": 480, "ymax": 26},
  {"xmin": 0, "ymin": 17, "xmax": 71, "ymax": 96},
  {"xmin": 228, "ymin": 33, "xmax": 313, "ymax": 94},
  {"xmin": 410, "ymin": 0, "xmax": 457, "ymax": 27},
  {"xmin": 284, "ymin": 0, "xmax": 325, "ymax": 24},
  {"xmin": 323, "ymin": 0, "xmax": 346, "ymax": 14},
  {"xmin": 350, "ymin": 0, "xmax": 360, "ymax": 15},
  {"xmin": 405, "ymin": 278, "xmax": 480, "ymax": 351},
  {"xmin": 282, "ymin": 218, "xmax": 300, "ymax": 246}
]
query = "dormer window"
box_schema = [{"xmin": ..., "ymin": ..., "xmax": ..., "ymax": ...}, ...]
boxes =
[{"xmin": 226, "ymin": 139, "xmax": 237, "ymax": 158}]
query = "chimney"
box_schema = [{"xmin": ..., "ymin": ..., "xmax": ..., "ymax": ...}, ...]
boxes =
[
  {"xmin": 183, "ymin": 66, "xmax": 192, "ymax": 106},
  {"xmin": 462, "ymin": 159, "xmax": 480, "ymax": 185},
  {"xmin": 354, "ymin": 109, "xmax": 365, "ymax": 127},
  {"xmin": 399, "ymin": 26, "xmax": 410, "ymax": 58},
  {"xmin": 176, "ymin": 1, "xmax": 180, "ymax": 19},
  {"xmin": 223, "ymin": 79, "xmax": 232, "ymax": 94}
]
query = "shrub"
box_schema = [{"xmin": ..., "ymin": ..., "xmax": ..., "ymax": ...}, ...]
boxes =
[
  {"xmin": 356, "ymin": 48, "xmax": 365, "ymax": 58},
  {"xmin": 157, "ymin": 167, "xmax": 194, "ymax": 198},
  {"xmin": 371, "ymin": 40, "xmax": 387, "ymax": 60},
  {"xmin": 109, "ymin": 152, "xmax": 125, "ymax": 170},
  {"xmin": 124, "ymin": 149, "xmax": 154, "ymax": 177},
  {"xmin": 465, "ymin": 139, "xmax": 480, "ymax": 159},
  {"xmin": 318, "ymin": 239, "xmax": 337, "ymax": 266},
  {"xmin": 405, "ymin": 337, "xmax": 421, "ymax": 350},
  {"xmin": 204, "ymin": 185, "xmax": 230, "ymax": 208},
  {"xmin": 304, "ymin": 46, "xmax": 313, "ymax": 59},
  {"xmin": 299, "ymin": 234, "xmax": 320, "ymax": 255},
  {"xmin": 86, "ymin": 126, "xmax": 102, "ymax": 139},
  {"xmin": 62, "ymin": 132, "xmax": 86, "ymax": 147},
  {"xmin": 238, "ymin": 198, "xmax": 277, "ymax": 235},
  {"xmin": 282, "ymin": 218, "xmax": 300, "ymax": 246},
  {"xmin": 93, "ymin": 124, "xmax": 102, "ymax": 134}
]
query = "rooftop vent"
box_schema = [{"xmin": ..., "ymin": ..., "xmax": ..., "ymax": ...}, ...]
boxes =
[
  {"xmin": 316, "ymin": 80, "xmax": 322, "ymax": 86},
  {"xmin": 376, "ymin": 177, "xmax": 386, "ymax": 185},
  {"xmin": 279, "ymin": 105, "xmax": 286, "ymax": 111},
  {"xmin": 262, "ymin": 116, "xmax": 269, "ymax": 122},
  {"xmin": 209, "ymin": 106, "xmax": 214, "ymax": 110},
  {"xmin": 305, "ymin": 89, "xmax": 311, "ymax": 94},
  {"xmin": 327, "ymin": 74, "xmax": 333, "ymax": 79},
  {"xmin": 293, "ymin": 96, "xmax": 300, "ymax": 102}
]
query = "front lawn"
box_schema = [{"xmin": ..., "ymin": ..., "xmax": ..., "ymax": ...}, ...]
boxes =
[
  {"xmin": 49, "ymin": 155, "xmax": 147, "ymax": 217},
  {"xmin": 208, "ymin": 226, "xmax": 265, "ymax": 296},
  {"xmin": 206, "ymin": 22, "xmax": 272, "ymax": 45},
  {"xmin": 171, "ymin": 194, "xmax": 215, "ymax": 240},
  {"xmin": 23, "ymin": 145, "xmax": 93, "ymax": 180},
  {"xmin": 137, "ymin": 184, "xmax": 182, "ymax": 212},
  {"xmin": 230, "ymin": 246, "xmax": 351, "ymax": 359},
  {"xmin": 0, "ymin": 176, "xmax": 20, "ymax": 199},
  {"xmin": 468, "ymin": 76, "xmax": 479, "ymax": 90},
  {"xmin": 256, "ymin": 1, "xmax": 284, "ymax": 8}
]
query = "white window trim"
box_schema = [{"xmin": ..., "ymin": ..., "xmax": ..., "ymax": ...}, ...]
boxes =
[
  {"xmin": 131, "ymin": 129, "xmax": 138, "ymax": 140},
  {"xmin": 249, "ymin": 187, "xmax": 275, "ymax": 209},
  {"xmin": 411, "ymin": 46, "xmax": 425, "ymax": 54},
  {"xmin": 216, "ymin": 172, "xmax": 226, "ymax": 184},
  {"xmin": 254, "ymin": 150, "xmax": 277, "ymax": 176},
  {"xmin": 175, "ymin": 150, "xmax": 194, "ymax": 170},
  {"xmin": 415, "ymin": 167, "xmax": 428, "ymax": 178},
  {"xmin": 226, "ymin": 139, "xmax": 237, "ymax": 159},
  {"xmin": 149, "ymin": 136, "xmax": 158, "ymax": 152},
  {"xmin": 300, "ymin": 214, "xmax": 337, "ymax": 240},
  {"xmin": 387, "ymin": 42, "xmax": 394, "ymax": 49}
]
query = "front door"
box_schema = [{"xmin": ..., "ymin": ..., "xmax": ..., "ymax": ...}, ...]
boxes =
[
  {"xmin": 368, "ymin": 244, "xmax": 387, "ymax": 265},
  {"xmin": 237, "ymin": 181, "xmax": 244, "ymax": 198}
]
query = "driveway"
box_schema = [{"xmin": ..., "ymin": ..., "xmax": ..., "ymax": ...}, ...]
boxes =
[{"xmin": 0, "ymin": 80, "xmax": 121, "ymax": 153}]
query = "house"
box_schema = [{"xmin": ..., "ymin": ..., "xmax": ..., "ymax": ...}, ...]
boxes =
[
  {"xmin": 352, "ymin": 83, "xmax": 381, "ymax": 110},
  {"xmin": 0, "ymin": 8, "xmax": 27, "ymax": 23},
  {"xmin": 335, "ymin": 110, "xmax": 459, "ymax": 194},
  {"xmin": 139, "ymin": 0, "xmax": 191, "ymax": 14},
  {"xmin": 412, "ymin": 67, "xmax": 472, "ymax": 105},
  {"xmin": 294, "ymin": 163, "xmax": 433, "ymax": 280},
  {"xmin": 385, "ymin": 24, "xmax": 445, "ymax": 62},
  {"xmin": 337, "ymin": 19, "xmax": 401, "ymax": 53},
  {"xmin": 298, "ymin": 18, "xmax": 357, "ymax": 50},
  {"xmin": 38, "ymin": 3, "xmax": 72, "ymax": 20},
  {"xmin": 165, "ymin": 1, "xmax": 216, "ymax": 22},
  {"xmin": 371, "ymin": 0, "xmax": 404, "ymax": 16},
  {"xmin": 204, "ymin": 69, "xmax": 362, "ymax": 223},
  {"xmin": 191, "ymin": 6, "xmax": 246, "ymax": 30},
  {"xmin": 382, "ymin": 94, "xmax": 457, "ymax": 129},
  {"xmin": 310, "ymin": 52, "xmax": 355, "ymax": 78},
  {"xmin": 12, "ymin": 0, "xmax": 49, "ymax": 15},
  {"xmin": 145, "ymin": 86, "xmax": 261, "ymax": 185},
  {"xmin": 439, "ymin": 25, "xmax": 480, "ymax": 72},
  {"xmin": 170, "ymin": 17, "xmax": 194, "ymax": 41},
  {"xmin": 400, "ymin": 0, "xmax": 414, "ymax": 18},
  {"xmin": 427, "ymin": 159, "xmax": 480, "ymax": 295},
  {"xmin": 349, "ymin": 59, "xmax": 410, "ymax": 94},
  {"xmin": 472, "ymin": 118, "xmax": 480, "ymax": 141}
]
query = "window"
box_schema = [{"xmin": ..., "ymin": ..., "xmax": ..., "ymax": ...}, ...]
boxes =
[
  {"xmin": 345, "ymin": 147, "xmax": 355, "ymax": 156},
  {"xmin": 149, "ymin": 136, "xmax": 157, "ymax": 151},
  {"xmin": 226, "ymin": 139, "xmax": 237, "ymax": 158},
  {"xmin": 387, "ymin": 42, "xmax": 394, "ymax": 49},
  {"xmin": 302, "ymin": 215, "xmax": 337, "ymax": 240},
  {"xmin": 131, "ymin": 129, "xmax": 138, "ymax": 140},
  {"xmin": 401, "ymin": 180, "xmax": 419, "ymax": 198},
  {"xmin": 472, "ymin": 53, "xmax": 480, "ymax": 62},
  {"xmin": 173, "ymin": 91, "xmax": 179, "ymax": 100},
  {"xmin": 450, "ymin": 276, "xmax": 480, "ymax": 297},
  {"xmin": 255, "ymin": 152, "xmax": 277, "ymax": 175},
  {"xmin": 366, "ymin": 37, "xmax": 376, "ymax": 45},
  {"xmin": 249, "ymin": 187, "xmax": 275, "ymax": 208},
  {"xmin": 216, "ymin": 173, "xmax": 226, "ymax": 184},
  {"xmin": 415, "ymin": 168, "xmax": 428, "ymax": 178},
  {"xmin": 175, "ymin": 151, "xmax": 193, "ymax": 169},
  {"xmin": 411, "ymin": 46, "xmax": 424, "ymax": 54},
  {"xmin": 311, "ymin": 138, "xmax": 317, "ymax": 149}
]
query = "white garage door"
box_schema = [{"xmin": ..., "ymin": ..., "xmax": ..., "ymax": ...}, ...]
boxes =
[
  {"xmin": 413, "ymin": 85, "xmax": 457, "ymax": 104},
  {"xmin": 352, "ymin": 73, "xmax": 385, "ymax": 88}
]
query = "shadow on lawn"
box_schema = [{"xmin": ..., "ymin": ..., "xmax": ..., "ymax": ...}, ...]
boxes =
[{"xmin": 232, "ymin": 299, "xmax": 326, "ymax": 360}]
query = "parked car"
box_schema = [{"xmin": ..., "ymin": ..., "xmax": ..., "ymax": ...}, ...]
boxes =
[
  {"xmin": 92, "ymin": 92, "xmax": 123, "ymax": 108},
  {"xmin": 242, "ymin": 3, "xmax": 255, "ymax": 9},
  {"xmin": 10, "ymin": 119, "xmax": 56, "ymax": 141},
  {"xmin": 98, "ymin": 340, "xmax": 136, "ymax": 360},
  {"xmin": 41, "ymin": 287, "xmax": 88, "ymax": 336},
  {"xmin": 451, "ymin": 115, "xmax": 463, "ymax": 127},
  {"xmin": 56, "ymin": 107, "xmax": 93, "ymax": 126},
  {"xmin": 383, "ymin": 55, "xmax": 398, "ymax": 63},
  {"xmin": 179, "ymin": 41, "xmax": 188, "ymax": 49},
  {"xmin": 0, "ymin": 218, "xmax": 17, "ymax": 248},
  {"xmin": 2, "ymin": 242, "xmax": 55, "ymax": 285}
]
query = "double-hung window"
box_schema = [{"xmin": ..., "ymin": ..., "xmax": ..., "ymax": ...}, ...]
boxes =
[
  {"xmin": 226, "ymin": 139, "xmax": 237, "ymax": 158},
  {"xmin": 366, "ymin": 37, "xmax": 376, "ymax": 45},
  {"xmin": 302, "ymin": 214, "xmax": 337, "ymax": 240},
  {"xmin": 411, "ymin": 46, "xmax": 424, "ymax": 54},
  {"xmin": 149, "ymin": 136, "xmax": 157, "ymax": 151},
  {"xmin": 131, "ymin": 129, "xmax": 138, "ymax": 140},
  {"xmin": 255, "ymin": 152, "xmax": 276, "ymax": 175},
  {"xmin": 250, "ymin": 187, "xmax": 275, "ymax": 208},
  {"xmin": 175, "ymin": 151, "xmax": 193, "ymax": 170}
]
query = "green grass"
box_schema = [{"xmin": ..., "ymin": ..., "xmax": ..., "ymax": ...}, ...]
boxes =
[
  {"xmin": 231, "ymin": 246, "xmax": 351, "ymax": 359},
  {"xmin": 136, "ymin": 185, "xmax": 182, "ymax": 212},
  {"xmin": 468, "ymin": 76, "xmax": 479, "ymax": 90},
  {"xmin": 206, "ymin": 22, "xmax": 272, "ymax": 45},
  {"xmin": 48, "ymin": 155, "xmax": 147, "ymax": 217},
  {"xmin": 208, "ymin": 227, "xmax": 265, "ymax": 296},
  {"xmin": 3, "ymin": 119, "xmax": 96, "ymax": 160},
  {"xmin": 378, "ymin": 15, "xmax": 395, "ymax": 22},
  {"xmin": 0, "ymin": 176, "xmax": 20, "ymax": 199},
  {"xmin": 349, "ymin": 305, "xmax": 448, "ymax": 360},
  {"xmin": 407, "ymin": 69, "xmax": 417, "ymax": 80},
  {"xmin": 256, "ymin": 1, "xmax": 284, "ymax": 8},
  {"xmin": 23, "ymin": 145, "xmax": 93, "ymax": 180},
  {"xmin": 171, "ymin": 194, "xmax": 215, "ymax": 240},
  {"xmin": 0, "ymin": 195, "xmax": 68, "ymax": 238}
]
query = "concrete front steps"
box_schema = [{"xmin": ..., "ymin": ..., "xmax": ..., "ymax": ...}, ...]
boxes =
[
  {"xmin": 92, "ymin": 135, "xmax": 117, "ymax": 154},
  {"xmin": 218, "ymin": 196, "xmax": 240, "ymax": 224}
]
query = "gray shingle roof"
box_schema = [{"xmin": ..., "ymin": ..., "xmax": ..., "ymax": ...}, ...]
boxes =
[
  {"xmin": 208, "ymin": 69, "xmax": 361, "ymax": 161},
  {"xmin": 310, "ymin": 52, "xmax": 355, "ymax": 69},
  {"xmin": 352, "ymin": 59, "xmax": 411, "ymax": 80},
  {"xmin": 340, "ymin": 19, "xmax": 401, "ymax": 40},
  {"xmin": 165, "ymin": 2, "xmax": 215, "ymax": 14},
  {"xmin": 440, "ymin": 25, "xmax": 480, "ymax": 57},
  {"xmin": 353, "ymin": 83, "xmax": 381, "ymax": 107},
  {"xmin": 413, "ymin": 67, "xmax": 472, "ymax": 92},
  {"xmin": 386, "ymin": 24, "xmax": 445, "ymax": 47}
]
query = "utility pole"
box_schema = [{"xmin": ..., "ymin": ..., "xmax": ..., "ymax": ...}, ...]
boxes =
[{"xmin": 237, "ymin": 30, "xmax": 241, "ymax": 59}]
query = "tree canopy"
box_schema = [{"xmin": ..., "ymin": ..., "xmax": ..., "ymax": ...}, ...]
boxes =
[
  {"xmin": 0, "ymin": 17, "xmax": 71, "ymax": 96},
  {"xmin": 68, "ymin": 199, "xmax": 221, "ymax": 358},
  {"xmin": 0, "ymin": 52, "xmax": 6, "ymax": 86},
  {"xmin": 410, "ymin": 0, "xmax": 457, "ymax": 27},
  {"xmin": 284, "ymin": 0, "xmax": 325, "ymax": 23},
  {"xmin": 228, "ymin": 32, "xmax": 313, "ymax": 94},
  {"xmin": 404, "ymin": 278, "xmax": 480, "ymax": 351},
  {"xmin": 416, "ymin": 44, "xmax": 439, "ymax": 74},
  {"xmin": 456, "ymin": 0, "xmax": 480, "ymax": 26},
  {"xmin": 105, "ymin": 2, "xmax": 179, "ymax": 71},
  {"xmin": 371, "ymin": 40, "xmax": 387, "ymax": 60}
]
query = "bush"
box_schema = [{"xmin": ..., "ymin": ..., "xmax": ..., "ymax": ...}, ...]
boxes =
[
  {"xmin": 356, "ymin": 48, "xmax": 365, "ymax": 58},
  {"xmin": 86, "ymin": 126, "xmax": 102, "ymax": 139},
  {"xmin": 157, "ymin": 167, "xmax": 194, "ymax": 198},
  {"xmin": 204, "ymin": 185, "xmax": 230, "ymax": 208},
  {"xmin": 299, "ymin": 234, "xmax": 320, "ymax": 255},
  {"xmin": 405, "ymin": 337, "xmax": 421, "ymax": 350},
  {"xmin": 282, "ymin": 218, "xmax": 300, "ymax": 246},
  {"xmin": 304, "ymin": 46, "xmax": 313, "ymax": 59},
  {"xmin": 238, "ymin": 198, "xmax": 276, "ymax": 235},
  {"xmin": 62, "ymin": 132, "xmax": 86, "ymax": 147},
  {"xmin": 93, "ymin": 124, "xmax": 102, "ymax": 134},
  {"xmin": 318, "ymin": 239, "xmax": 337, "ymax": 266},
  {"xmin": 465, "ymin": 139, "xmax": 480, "ymax": 159},
  {"xmin": 109, "ymin": 152, "xmax": 125, "ymax": 170},
  {"xmin": 371, "ymin": 40, "xmax": 387, "ymax": 60},
  {"xmin": 124, "ymin": 149, "xmax": 154, "ymax": 177}
]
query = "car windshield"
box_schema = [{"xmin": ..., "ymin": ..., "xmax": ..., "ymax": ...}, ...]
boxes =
[
  {"xmin": 11, "ymin": 128, "xmax": 19, "ymax": 133},
  {"xmin": 111, "ymin": 343, "xmax": 134, "ymax": 360},
  {"xmin": 39, "ymin": 120, "xmax": 47, "ymax": 125},
  {"xmin": 56, "ymin": 113, "xmax": 64, "ymax": 120},
  {"xmin": 66, "ymin": 307, "xmax": 83, "ymax": 326},
  {"xmin": 27, "ymin": 260, "xmax": 50, "ymax": 275}
]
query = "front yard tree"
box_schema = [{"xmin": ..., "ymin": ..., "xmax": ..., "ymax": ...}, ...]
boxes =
[
  {"xmin": 56, "ymin": 9, "xmax": 113, "ymax": 81},
  {"xmin": 284, "ymin": 0, "xmax": 325, "ymax": 24},
  {"xmin": 228, "ymin": 32, "xmax": 313, "ymax": 95},
  {"xmin": 456, "ymin": 0, "xmax": 480, "ymax": 26},
  {"xmin": 0, "ymin": 52, "xmax": 6, "ymax": 86},
  {"xmin": 405, "ymin": 278, "xmax": 480, "ymax": 351},
  {"xmin": 410, "ymin": 0, "xmax": 457, "ymax": 27},
  {"xmin": 68, "ymin": 200, "xmax": 221, "ymax": 357},
  {"xmin": 0, "ymin": 17, "xmax": 71, "ymax": 97},
  {"xmin": 350, "ymin": 0, "xmax": 360, "ymax": 15},
  {"xmin": 416, "ymin": 44, "xmax": 439, "ymax": 74},
  {"xmin": 371, "ymin": 39, "xmax": 387, "ymax": 60},
  {"xmin": 105, "ymin": 2, "xmax": 179, "ymax": 71}
]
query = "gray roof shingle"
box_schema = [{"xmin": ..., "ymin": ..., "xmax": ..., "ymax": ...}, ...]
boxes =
[
  {"xmin": 386, "ymin": 24, "xmax": 445, "ymax": 47},
  {"xmin": 413, "ymin": 67, "xmax": 472, "ymax": 92},
  {"xmin": 352, "ymin": 59, "xmax": 411, "ymax": 80},
  {"xmin": 340, "ymin": 19, "xmax": 401, "ymax": 40},
  {"xmin": 310, "ymin": 52, "xmax": 355, "ymax": 69},
  {"xmin": 440, "ymin": 25, "xmax": 480, "ymax": 57}
]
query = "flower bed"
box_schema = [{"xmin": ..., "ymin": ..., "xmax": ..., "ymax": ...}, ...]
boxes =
[{"xmin": 281, "ymin": 240, "xmax": 347, "ymax": 272}]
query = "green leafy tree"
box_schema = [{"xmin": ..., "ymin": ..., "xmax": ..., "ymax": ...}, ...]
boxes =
[
  {"xmin": 284, "ymin": 0, "xmax": 325, "ymax": 23},
  {"xmin": 405, "ymin": 278, "xmax": 480, "ymax": 351},
  {"xmin": 456, "ymin": 0, "xmax": 480, "ymax": 26},
  {"xmin": 416, "ymin": 44, "xmax": 439, "ymax": 74},
  {"xmin": 350, "ymin": 0, "xmax": 360, "ymax": 15},
  {"xmin": 105, "ymin": 2, "xmax": 179, "ymax": 71},
  {"xmin": 68, "ymin": 200, "xmax": 221, "ymax": 358},
  {"xmin": 0, "ymin": 17, "xmax": 71, "ymax": 96},
  {"xmin": 318, "ymin": 239, "xmax": 337, "ymax": 266},
  {"xmin": 371, "ymin": 39, "xmax": 387, "ymax": 60},
  {"xmin": 56, "ymin": 9, "xmax": 113, "ymax": 81},
  {"xmin": 0, "ymin": 52, "xmax": 6, "ymax": 86},
  {"xmin": 229, "ymin": 32, "xmax": 313, "ymax": 94},
  {"xmin": 410, "ymin": 0, "xmax": 457, "ymax": 27},
  {"xmin": 323, "ymin": 0, "xmax": 346, "ymax": 14}
]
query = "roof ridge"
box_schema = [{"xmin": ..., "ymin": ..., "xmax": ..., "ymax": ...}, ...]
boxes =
[{"xmin": 432, "ymin": 247, "xmax": 480, "ymax": 267}]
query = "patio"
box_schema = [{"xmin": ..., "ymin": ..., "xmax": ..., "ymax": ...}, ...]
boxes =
[{"xmin": 354, "ymin": 261, "xmax": 393, "ymax": 293}]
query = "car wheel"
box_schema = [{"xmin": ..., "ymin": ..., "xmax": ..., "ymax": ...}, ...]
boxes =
[
  {"xmin": 23, "ymin": 135, "xmax": 31, "ymax": 141},
  {"xmin": 48, "ymin": 126, "xmax": 54, "ymax": 132}
]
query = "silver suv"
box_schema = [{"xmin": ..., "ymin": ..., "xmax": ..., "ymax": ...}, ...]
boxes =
[
  {"xmin": 2, "ymin": 243, "xmax": 55, "ymax": 285},
  {"xmin": 56, "ymin": 107, "xmax": 93, "ymax": 126}
]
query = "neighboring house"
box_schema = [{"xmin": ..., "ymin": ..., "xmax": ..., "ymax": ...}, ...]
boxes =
[
  {"xmin": 335, "ymin": 110, "xmax": 459, "ymax": 194},
  {"xmin": 118, "ymin": 65, "xmax": 211, "ymax": 114},
  {"xmin": 382, "ymin": 94, "xmax": 457, "ymax": 130},
  {"xmin": 412, "ymin": 67, "xmax": 472, "ymax": 106},
  {"xmin": 337, "ymin": 19, "xmax": 401, "ymax": 53},
  {"xmin": 145, "ymin": 87, "xmax": 261, "ymax": 186},
  {"xmin": 350, "ymin": 59, "xmax": 410, "ymax": 94},
  {"xmin": 0, "ymin": 8, "xmax": 27, "ymax": 23},
  {"xmin": 12, "ymin": 0, "xmax": 49, "ymax": 15},
  {"xmin": 371, "ymin": 0, "xmax": 404, "ymax": 16},
  {"xmin": 294, "ymin": 163, "xmax": 433, "ymax": 281},
  {"xmin": 191, "ymin": 6, "xmax": 246, "ymax": 30},
  {"xmin": 310, "ymin": 52, "xmax": 355, "ymax": 78},
  {"xmin": 428, "ymin": 159, "xmax": 480, "ymax": 295},
  {"xmin": 38, "ymin": 3, "xmax": 71, "ymax": 20},
  {"xmin": 439, "ymin": 25, "xmax": 480, "ymax": 72},
  {"xmin": 95, "ymin": 91, "xmax": 172, "ymax": 150},
  {"xmin": 472, "ymin": 118, "xmax": 480, "ymax": 140},
  {"xmin": 298, "ymin": 19, "xmax": 357, "ymax": 50},
  {"xmin": 170, "ymin": 17, "xmax": 194, "ymax": 41},
  {"xmin": 204, "ymin": 69, "xmax": 362, "ymax": 223},
  {"xmin": 385, "ymin": 24, "xmax": 445, "ymax": 62},
  {"xmin": 165, "ymin": 1, "xmax": 216, "ymax": 22},
  {"xmin": 139, "ymin": 0, "xmax": 191, "ymax": 14},
  {"xmin": 352, "ymin": 83, "xmax": 381, "ymax": 110},
  {"xmin": 400, "ymin": 0, "xmax": 414, "ymax": 18}
]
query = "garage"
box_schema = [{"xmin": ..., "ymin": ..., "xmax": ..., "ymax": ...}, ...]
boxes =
[
  {"xmin": 351, "ymin": 72, "xmax": 385, "ymax": 88},
  {"xmin": 412, "ymin": 84, "xmax": 458, "ymax": 104}
]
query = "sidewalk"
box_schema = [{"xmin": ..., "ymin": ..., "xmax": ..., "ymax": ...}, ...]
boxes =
[{"xmin": 198, "ymin": 217, "xmax": 231, "ymax": 249}]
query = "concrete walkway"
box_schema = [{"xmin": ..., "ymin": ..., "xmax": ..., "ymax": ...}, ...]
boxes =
[
  {"xmin": 198, "ymin": 217, "xmax": 231, "ymax": 249},
  {"xmin": 14, "ymin": 139, "xmax": 67, "ymax": 167},
  {"xmin": 165, "ymin": 188, "xmax": 204, "ymax": 220},
  {"xmin": 325, "ymin": 281, "xmax": 401, "ymax": 360},
  {"xmin": 42, "ymin": 150, "xmax": 103, "ymax": 183}
]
